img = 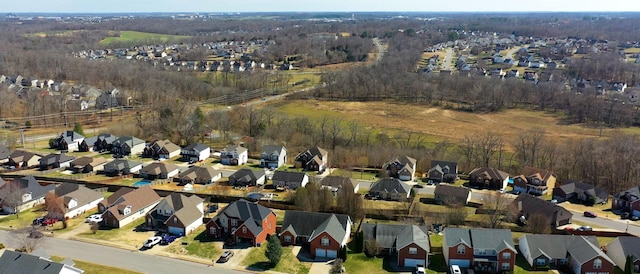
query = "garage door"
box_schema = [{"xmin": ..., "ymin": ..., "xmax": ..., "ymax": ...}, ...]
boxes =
[
  {"xmin": 404, "ymin": 259, "xmax": 426, "ymax": 268},
  {"xmin": 449, "ymin": 259, "xmax": 470, "ymax": 268},
  {"xmin": 168, "ymin": 226, "xmax": 184, "ymax": 236},
  {"xmin": 633, "ymin": 210, "xmax": 640, "ymax": 218},
  {"xmin": 326, "ymin": 249, "xmax": 338, "ymax": 259},
  {"xmin": 316, "ymin": 248, "xmax": 327, "ymax": 258}
]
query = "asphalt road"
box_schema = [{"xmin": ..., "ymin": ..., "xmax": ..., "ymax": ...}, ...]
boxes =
[
  {"xmin": 570, "ymin": 211, "xmax": 640, "ymax": 236},
  {"xmin": 0, "ymin": 230, "xmax": 242, "ymax": 274},
  {"xmin": 442, "ymin": 48, "xmax": 453, "ymax": 71}
]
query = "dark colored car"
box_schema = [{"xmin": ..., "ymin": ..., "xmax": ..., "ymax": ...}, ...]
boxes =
[
  {"xmin": 32, "ymin": 217, "xmax": 46, "ymax": 226},
  {"xmin": 218, "ymin": 250, "xmax": 234, "ymax": 263},
  {"xmin": 632, "ymin": 215, "xmax": 640, "ymax": 221},
  {"xmin": 583, "ymin": 211, "xmax": 597, "ymax": 218},
  {"xmin": 622, "ymin": 212, "xmax": 631, "ymax": 219},
  {"xmin": 160, "ymin": 233, "xmax": 177, "ymax": 245}
]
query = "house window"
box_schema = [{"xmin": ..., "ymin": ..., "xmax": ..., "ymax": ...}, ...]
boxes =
[
  {"xmin": 231, "ymin": 219, "xmax": 237, "ymax": 226},
  {"xmin": 242, "ymin": 227, "xmax": 247, "ymax": 233},
  {"xmin": 502, "ymin": 252, "xmax": 511, "ymax": 260},
  {"xmin": 210, "ymin": 227, "xmax": 216, "ymax": 235},
  {"xmin": 558, "ymin": 259, "xmax": 567, "ymax": 265},
  {"xmin": 457, "ymin": 245, "xmax": 465, "ymax": 254},
  {"xmin": 634, "ymin": 264, "xmax": 639, "ymax": 273},
  {"xmin": 536, "ymin": 258, "xmax": 546, "ymax": 266},
  {"xmin": 502, "ymin": 263, "xmax": 510, "ymax": 270},
  {"xmin": 321, "ymin": 237, "xmax": 330, "ymax": 246},
  {"xmin": 173, "ymin": 217, "xmax": 177, "ymax": 223},
  {"xmin": 409, "ymin": 247, "xmax": 418, "ymax": 255},
  {"xmin": 284, "ymin": 235, "xmax": 292, "ymax": 243},
  {"xmin": 594, "ymin": 258, "xmax": 602, "ymax": 269}
]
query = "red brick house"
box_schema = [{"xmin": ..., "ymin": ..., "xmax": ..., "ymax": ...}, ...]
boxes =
[
  {"xmin": 362, "ymin": 223, "xmax": 430, "ymax": 268},
  {"xmin": 279, "ymin": 211, "xmax": 352, "ymax": 259},
  {"xmin": 205, "ymin": 199, "xmax": 276, "ymax": 246},
  {"xmin": 613, "ymin": 187, "xmax": 640, "ymax": 217},
  {"xmin": 443, "ymin": 228, "xmax": 517, "ymax": 272}
]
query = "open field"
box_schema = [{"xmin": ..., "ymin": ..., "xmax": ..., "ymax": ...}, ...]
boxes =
[{"xmin": 99, "ymin": 31, "xmax": 190, "ymax": 46}]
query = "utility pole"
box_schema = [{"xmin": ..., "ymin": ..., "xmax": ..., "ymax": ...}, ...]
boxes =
[{"xmin": 20, "ymin": 129, "xmax": 25, "ymax": 149}]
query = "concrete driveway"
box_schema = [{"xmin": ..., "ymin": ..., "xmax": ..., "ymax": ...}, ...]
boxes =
[{"xmin": 215, "ymin": 241, "xmax": 253, "ymax": 270}]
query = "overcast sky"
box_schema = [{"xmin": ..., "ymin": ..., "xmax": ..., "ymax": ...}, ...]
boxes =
[{"xmin": 2, "ymin": 0, "xmax": 639, "ymax": 13}]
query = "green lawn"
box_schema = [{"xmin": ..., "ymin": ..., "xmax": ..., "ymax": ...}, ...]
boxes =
[
  {"xmin": 50, "ymin": 255, "xmax": 143, "ymax": 274},
  {"xmin": 76, "ymin": 218, "xmax": 147, "ymax": 246},
  {"xmin": 99, "ymin": 31, "xmax": 190, "ymax": 46},
  {"xmin": 0, "ymin": 206, "xmax": 47, "ymax": 229},
  {"xmin": 165, "ymin": 227, "xmax": 220, "ymax": 259},
  {"xmin": 242, "ymin": 244, "xmax": 311, "ymax": 274},
  {"xmin": 343, "ymin": 252, "xmax": 387, "ymax": 274}
]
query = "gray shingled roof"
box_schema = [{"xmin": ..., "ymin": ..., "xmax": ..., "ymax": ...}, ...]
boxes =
[
  {"xmin": 183, "ymin": 143, "xmax": 210, "ymax": 153},
  {"xmin": 512, "ymin": 193, "xmax": 572, "ymax": 225},
  {"xmin": 53, "ymin": 183, "xmax": 103, "ymax": 212},
  {"xmin": 469, "ymin": 167, "xmax": 509, "ymax": 180},
  {"xmin": 369, "ymin": 178, "xmax": 411, "ymax": 194},
  {"xmin": 309, "ymin": 214, "xmax": 346, "ymax": 242},
  {"xmin": 272, "ymin": 171, "xmax": 307, "ymax": 183},
  {"xmin": 607, "ymin": 236, "xmax": 640, "ymax": 262},
  {"xmin": 104, "ymin": 159, "xmax": 142, "ymax": 171},
  {"xmin": 559, "ymin": 181, "xmax": 609, "ymax": 202},
  {"xmin": 520, "ymin": 234, "xmax": 599, "ymax": 261},
  {"xmin": 223, "ymin": 145, "xmax": 247, "ymax": 154},
  {"xmin": 280, "ymin": 211, "xmax": 351, "ymax": 242},
  {"xmin": 444, "ymin": 227, "xmax": 472, "ymax": 247},
  {"xmin": 39, "ymin": 153, "xmax": 76, "ymax": 166},
  {"xmin": 178, "ymin": 166, "xmax": 220, "ymax": 182},
  {"xmin": 444, "ymin": 228, "xmax": 515, "ymax": 253},
  {"xmin": 160, "ymin": 193, "xmax": 203, "ymax": 227},
  {"xmin": 229, "ymin": 168, "xmax": 265, "ymax": 183},
  {"xmin": 8, "ymin": 176, "xmax": 57, "ymax": 203},
  {"xmin": 262, "ymin": 145, "xmax": 286, "ymax": 155},
  {"xmin": 362, "ymin": 223, "xmax": 430, "ymax": 252},
  {"xmin": 0, "ymin": 250, "xmax": 82, "ymax": 274},
  {"xmin": 568, "ymin": 236, "xmax": 614, "ymax": 265},
  {"xmin": 430, "ymin": 160, "xmax": 458, "ymax": 173},
  {"xmin": 219, "ymin": 199, "xmax": 273, "ymax": 221},
  {"xmin": 434, "ymin": 184, "xmax": 470, "ymax": 199},
  {"xmin": 319, "ymin": 176, "xmax": 358, "ymax": 190}
]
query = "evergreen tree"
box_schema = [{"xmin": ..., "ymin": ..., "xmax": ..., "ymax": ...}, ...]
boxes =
[
  {"xmin": 73, "ymin": 123, "xmax": 85, "ymax": 136},
  {"xmin": 265, "ymin": 235, "xmax": 283, "ymax": 267}
]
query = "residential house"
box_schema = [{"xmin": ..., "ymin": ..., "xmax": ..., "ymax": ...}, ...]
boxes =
[
  {"xmin": 38, "ymin": 153, "xmax": 75, "ymax": 170},
  {"xmin": 271, "ymin": 171, "xmax": 309, "ymax": 190},
  {"xmin": 52, "ymin": 131, "xmax": 84, "ymax": 151},
  {"xmin": 427, "ymin": 160, "xmax": 459, "ymax": 183},
  {"xmin": 443, "ymin": 228, "xmax": 517, "ymax": 272},
  {"xmin": 512, "ymin": 193, "xmax": 572, "ymax": 227},
  {"xmin": 318, "ymin": 176, "xmax": 360, "ymax": 194},
  {"xmin": 178, "ymin": 166, "xmax": 222, "ymax": 185},
  {"xmin": 369, "ymin": 178, "xmax": 412, "ymax": 201},
  {"xmin": 143, "ymin": 139, "xmax": 181, "ymax": 160},
  {"xmin": 206, "ymin": 199, "xmax": 276, "ymax": 246},
  {"xmin": 69, "ymin": 156, "xmax": 107, "ymax": 173},
  {"xmin": 512, "ymin": 166, "xmax": 557, "ymax": 195},
  {"xmin": 606, "ymin": 236, "xmax": 640, "ymax": 273},
  {"xmin": 612, "ymin": 187, "xmax": 640, "ymax": 217},
  {"xmin": 47, "ymin": 183, "xmax": 104, "ymax": 219},
  {"xmin": 468, "ymin": 167, "xmax": 510, "ymax": 190},
  {"xmin": 0, "ymin": 176, "xmax": 56, "ymax": 214},
  {"xmin": 260, "ymin": 145, "xmax": 287, "ymax": 168},
  {"xmin": 181, "ymin": 143, "xmax": 211, "ymax": 163},
  {"xmin": 362, "ymin": 223, "xmax": 430, "ymax": 268},
  {"xmin": 520, "ymin": 234, "xmax": 615, "ymax": 274},
  {"xmin": 294, "ymin": 146, "xmax": 328, "ymax": 172},
  {"xmin": 140, "ymin": 162, "xmax": 180, "ymax": 180},
  {"xmin": 7, "ymin": 150, "xmax": 42, "ymax": 168},
  {"xmin": 103, "ymin": 159, "xmax": 143, "ymax": 176},
  {"xmin": 553, "ymin": 181, "xmax": 609, "ymax": 205},
  {"xmin": 434, "ymin": 184, "xmax": 471, "ymax": 206},
  {"xmin": 111, "ymin": 136, "xmax": 146, "ymax": 156},
  {"xmin": 79, "ymin": 133, "xmax": 117, "ymax": 152},
  {"xmin": 98, "ymin": 186, "xmax": 161, "ymax": 228},
  {"xmin": 279, "ymin": 211, "xmax": 352, "ymax": 259},
  {"xmin": 145, "ymin": 192, "xmax": 204, "ymax": 236},
  {"xmin": 220, "ymin": 145, "xmax": 248, "ymax": 165},
  {"xmin": 0, "ymin": 250, "xmax": 84, "ymax": 274},
  {"xmin": 0, "ymin": 147, "xmax": 10, "ymax": 165},
  {"xmin": 228, "ymin": 168, "xmax": 266, "ymax": 187},
  {"xmin": 383, "ymin": 156, "xmax": 417, "ymax": 181}
]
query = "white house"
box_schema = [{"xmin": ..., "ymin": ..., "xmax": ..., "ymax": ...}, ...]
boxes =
[
  {"xmin": 181, "ymin": 143, "xmax": 210, "ymax": 163},
  {"xmin": 48, "ymin": 183, "xmax": 104, "ymax": 219},
  {"xmin": 260, "ymin": 145, "xmax": 287, "ymax": 168},
  {"xmin": 220, "ymin": 145, "xmax": 248, "ymax": 165}
]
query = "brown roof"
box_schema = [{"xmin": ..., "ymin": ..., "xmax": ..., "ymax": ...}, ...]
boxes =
[
  {"xmin": 70, "ymin": 156, "xmax": 107, "ymax": 168},
  {"xmin": 140, "ymin": 162, "xmax": 179, "ymax": 176},
  {"xmin": 153, "ymin": 139, "xmax": 180, "ymax": 153},
  {"xmin": 469, "ymin": 167, "xmax": 509, "ymax": 180},
  {"xmin": 103, "ymin": 186, "xmax": 161, "ymax": 221},
  {"xmin": 53, "ymin": 183, "xmax": 104, "ymax": 212},
  {"xmin": 434, "ymin": 184, "xmax": 471, "ymax": 199},
  {"xmin": 178, "ymin": 166, "xmax": 220, "ymax": 181},
  {"xmin": 518, "ymin": 166, "xmax": 555, "ymax": 182},
  {"xmin": 161, "ymin": 193, "xmax": 203, "ymax": 226}
]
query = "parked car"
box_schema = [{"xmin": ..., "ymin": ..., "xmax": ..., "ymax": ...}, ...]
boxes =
[
  {"xmin": 577, "ymin": 226, "xmax": 593, "ymax": 231},
  {"xmin": 218, "ymin": 250, "xmax": 234, "ymax": 263},
  {"xmin": 415, "ymin": 264, "xmax": 426, "ymax": 274},
  {"xmin": 451, "ymin": 265, "xmax": 462, "ymax": 274},
  {"xmin": 32, "ymin": 217, "xmax": 46, "ymax": 226},
  {"xmin": 143, "ymin": 236, "xmax": 163, "ymax": 248},
  {"xmin": 583, "ymin": 211, "xmax": 597, "ymax": 218},
  {"xmin": 41, "ymin": 218, "xmax": 58, "ymax": 226},
  {"xmin": 622, "ymin": 212, "xmax": 631, "ymax": 219},
  {"xmin": 632, "ymin": 215, "xmax": 640, "ymax": 221},
  {"xmin": 86, "ymin": 214, "xmax": 103, "ymax": 223},
  {"xmin": 160, "ymin": 233, "xmax": 177, "ymax": 245}
]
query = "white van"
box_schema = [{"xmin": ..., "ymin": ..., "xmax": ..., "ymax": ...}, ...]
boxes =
[{"xmin": 450, "ymin": 265, "xmax": 462, "ymax": 274}]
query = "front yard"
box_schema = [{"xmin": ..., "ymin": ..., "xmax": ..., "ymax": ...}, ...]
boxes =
[
  {"xmin": 165, "ymin": 227, "xmax": 220, "ymax": 259},
  {"xmin": 241, "ymin": 245, "xmax": 311, "ymax": 274},
  {"xmin": 76, "ymin": 218, "xmax": 153, "ymax": 248},
  {"xmin": 50, "ymin": 255, "xmax": 142, "ymax": 274}
]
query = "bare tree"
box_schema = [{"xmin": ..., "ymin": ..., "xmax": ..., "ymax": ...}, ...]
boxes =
[
  {"xmin": 444, "ymin": 204, "xmax": 468, "ymax": 226},
  {"xmin": 329, "ymin": 118, "xmax": 343, "ymax": 150},
  {"xmin": 10, "ymin": 226, "xmax": 46, "ymax": 253},
  {"xmin": 44, "ymin": 192, "xmax": 66, "ymax": 228},
  {"xmin": 482, "ymin": 192, "xmax": 513, "ymax": 229},
  {"xmin": 0, "ymin": 182, "xmax": 25, "ymax": 218},
  {"xmin": 525, "ymin": 213, "xmax": 551, "ymax": 234}
]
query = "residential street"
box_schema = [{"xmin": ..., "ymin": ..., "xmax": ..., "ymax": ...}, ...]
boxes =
[{"xmin": 0, "ymin": 230, "xmax": 243, "ymax": 274}]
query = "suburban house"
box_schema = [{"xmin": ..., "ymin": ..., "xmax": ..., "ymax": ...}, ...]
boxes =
[
  {"xmin": 520, "ymin": 234, "xmax": 615, "ymax": 274},
  {"xmin": 38, "ymin": 153, "xmax": 76, "ymax": 170},
  {"xmin": 140, "ymin": 162, "xmax": 180, "ymax": 180},
  {"xmin": 434, "ymin": 184, "xmax": 471, "ymax": 206},
  {"xmin": 111, "ymin": 136, "xmax": 146, "ymax": 156},
  {"xmin": 98, "ymin": 186, "xmax": 161, "ymax": 228},
  {"xmin": 206, "ymin": 199, "xmax": 276, "ymax": 246},
  {"xmin": 79, "ymin": 133, "xmax": 117, "ymax": 152},
  {"xmin": 7, "ymin": 150, "xmax": 42, "ymax": 168},
  {"xmin": 181, "ymin": 143, "xmax": 211, "ymax": 163},
  {"xmin": 443, "ymin": 228, "xmax": 517, "ymax": 272},
  {"xmin": 271, "ymin": 171, "xmax": 309, "ymax": 190},
  {"xmin": 553, "ymin": 181, "xmax": 609, "ymax": 205},
  {"xmin": 279, "ymin": 211, "xmax": 352, "ymax": 259},
  {"xmin": 220, "ymin": 145, "xmax": 248, "ymax": 165},
  {"xmin": 294, "ymin": 146, "xmax": 329, "ymax": 172},
  {"xmin": 612, "ymin": 187, "xmax": 640, "ymax": 217},
  {"xmin": 468, "ymin": 167, "xmax": 510, "ymax": 190},
  {"xmin": 0, "ymin": 176, "xmax": 56, "ymax": 214},
  {"xmin": 512, "ymin": 166, "xmax": 557, "ymax": 195},
  {"xmin": 177, "ymin": 166, "xmax": 222, "ymax": 185},
  {"xmin": 52, "ymin": 131, "xmax": 84, "ymax": 151},
  {"xmin": 145, "ymin": 192, "xmax": 204, "ymax": 236},
  {"xmin": 142, "ymin": 139, "xmax": 181, "ymax": 160},
  {"xmin": 427, "ymin": 160, "xmax": 459, "ymax": 183},
  {"xmin": 0, "ymin": 250, "xmax": 84, "ymax": 274},
  {"xmin": 228, "ymin": 168, "xmax": 266, "ymax": 187},
  {"xmin": 512, "ymin": 193, "xmax": 572, "ymax": 227},
  {"xmin": 69, "ymin": 156, "xmax": 107, "ymax": 173},
  {"xmin": 260, "ymin": 145, "xmax": 287, "ymax": 168},
  {"xmin": 103, "ymin": 159, "xmax": 143, "ymax": 176},
  {"xmin": 319, "ymin": 176, "xmax": 360, "ymax": 194},
  {"xmin": 47, "ymin": 183, "xmax": 104, "ymax": 220},
  {"xmin": 606, "ymin": 236, "xmax": 640, "ymax": 273},
  {"xmin": 383, "ymin": 156, "xmax": 417, "ymax": 181},
  {"xmin": 362, "ymin": 223, "xmax": 430, "ymax": 268},
  {"xmin": 369, "ymin": 178, "xmax": 412, "ymax": 201}
]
